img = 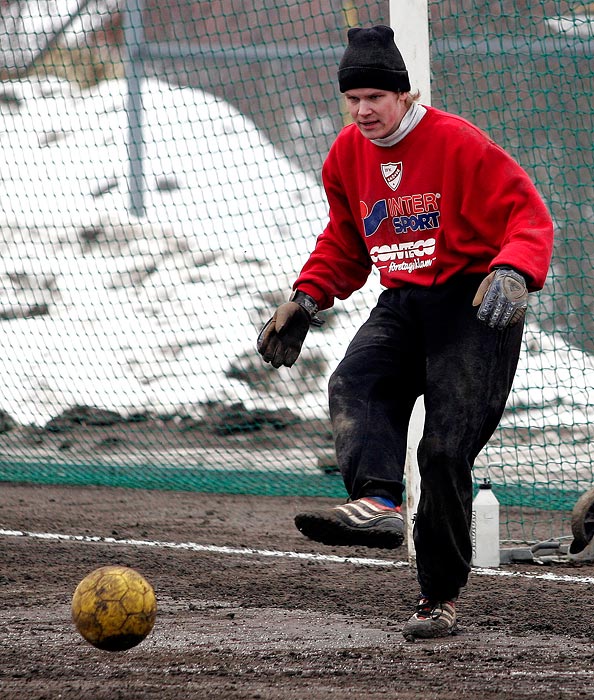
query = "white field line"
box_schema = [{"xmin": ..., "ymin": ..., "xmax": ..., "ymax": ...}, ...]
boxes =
[
  {"xmin": 0, "ymin": 528, "xmax": 408, "ymax": 569},
  {"xmin": 2, "ymin": 527, "xmax": 594, "ymax": 585}
]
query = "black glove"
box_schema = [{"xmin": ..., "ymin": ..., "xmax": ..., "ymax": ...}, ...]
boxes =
[
  {"xmin": 472, "ymin": 267, "xmax": 528, "ymax": 330},
  {"xmin": 257, "ymin": 291, "xmax": 319, "ymax": 368}
]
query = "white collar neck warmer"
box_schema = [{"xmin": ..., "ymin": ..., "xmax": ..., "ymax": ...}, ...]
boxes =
[{"xmin": 371, "ymin": 102, "xmax": 427, "ymax": 147}]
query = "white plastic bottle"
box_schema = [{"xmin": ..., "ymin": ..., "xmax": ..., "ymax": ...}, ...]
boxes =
[{"xmin": 471, "ymin": 479, "xmax": 500, "ymax": 568}]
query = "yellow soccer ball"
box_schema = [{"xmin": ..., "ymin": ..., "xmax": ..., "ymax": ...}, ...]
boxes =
[{"xmin": 71, "ymin": 565, "xmax": 157, "ymax": 651}]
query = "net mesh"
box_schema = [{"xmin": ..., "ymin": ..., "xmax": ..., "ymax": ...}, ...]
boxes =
[{"xmin": 0, "ymin": 0, "xmax": 592, "ymax": 542}]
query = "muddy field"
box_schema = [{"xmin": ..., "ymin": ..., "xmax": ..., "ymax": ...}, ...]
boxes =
[{"xmin": 2, "ymin": 480, "xmax": 594, "ymax": 700}]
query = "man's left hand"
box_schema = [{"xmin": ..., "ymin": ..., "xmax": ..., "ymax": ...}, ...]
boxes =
[{"xmin": 472, "ymin": 268, "xmax": 528, "ymax": 330}]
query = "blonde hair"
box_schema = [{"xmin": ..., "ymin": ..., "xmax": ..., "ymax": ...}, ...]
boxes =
[{"xmin": 405, "ymin": 90, "xmax": 421, "ymax": 107}]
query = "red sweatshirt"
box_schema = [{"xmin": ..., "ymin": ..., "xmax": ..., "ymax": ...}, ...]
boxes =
[{"xmin": 294, "ymin": 105, "xmax": 554, "ymax": 311}]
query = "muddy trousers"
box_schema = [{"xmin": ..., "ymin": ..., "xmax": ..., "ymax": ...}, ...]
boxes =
[{"xmin": 328, "ymin": 276, "xmax": 524, "ymax": 601}]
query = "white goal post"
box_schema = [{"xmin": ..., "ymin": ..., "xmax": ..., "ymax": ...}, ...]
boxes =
[{"xmin": 389, "ymin": 0, "xmax": 431, "ymax": 564}]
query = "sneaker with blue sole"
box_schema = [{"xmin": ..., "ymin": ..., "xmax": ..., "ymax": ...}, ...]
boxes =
[{"xmin": 294, "ymin": 497, "xmax": 405, "ymax": 549}]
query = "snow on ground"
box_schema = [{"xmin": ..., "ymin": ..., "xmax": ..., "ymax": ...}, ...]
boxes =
[
  {"xmin": 0, "ymin": 73, "xmax": 592, "ymax": 488},
  {"xmin": 0, "ymin": 75, "xmax": 377, "ymax": 425}
]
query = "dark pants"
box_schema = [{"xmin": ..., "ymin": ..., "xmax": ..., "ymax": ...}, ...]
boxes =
[{"xmin": 328, "ymin": 275, "xmax": 524, "ymax": 601}]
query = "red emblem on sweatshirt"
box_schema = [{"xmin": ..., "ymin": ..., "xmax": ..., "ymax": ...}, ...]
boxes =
[{"xmin": 381, "ymin": 162, "xmax": 403, "ymax": 191}]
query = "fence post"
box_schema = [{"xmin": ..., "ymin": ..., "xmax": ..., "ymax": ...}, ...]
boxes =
[
  {"xmin": 122, "ymin": 0, "xmax": 146, "ymax": 218},
  {"xmin": 389, "ymin": 0, "xmax": 431, "ymax": 565}
]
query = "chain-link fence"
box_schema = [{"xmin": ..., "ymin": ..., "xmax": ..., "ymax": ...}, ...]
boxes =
[{"xmin": 0, "ymin": 0, "xmax": 592, "ymax": 541}]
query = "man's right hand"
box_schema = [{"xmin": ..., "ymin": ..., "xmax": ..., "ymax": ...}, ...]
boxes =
[
  {"xmin": 257, "ymin": 291, "xmax": 319, "ymax": 368},
  {"xmin": 257, "ymin": 302, "xmax": 311, "ymax": 368}
]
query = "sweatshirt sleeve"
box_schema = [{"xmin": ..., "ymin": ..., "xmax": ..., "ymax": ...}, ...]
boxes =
[
  {"xmin": 459, "ymin": 137, "xmax": 554, "ymax": 292},
  {"xmin": 292, "ymin": 144, "xmax": 372, "ymax": 310}
]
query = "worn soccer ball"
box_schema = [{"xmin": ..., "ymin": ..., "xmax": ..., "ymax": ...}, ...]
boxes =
[{"xmin": 71, "ymin": 565, "xmax": 157, "ymax": 651}]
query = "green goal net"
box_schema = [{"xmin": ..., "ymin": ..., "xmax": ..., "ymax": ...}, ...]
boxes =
[{"xmin": 0, "ymin": 1, "xmax": 592, "ymax": 542}]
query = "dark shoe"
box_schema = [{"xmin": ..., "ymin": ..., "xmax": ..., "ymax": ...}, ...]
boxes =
[
  {"xmin": 294, "ymin": 497, "xmax": 404, "ymax": 549},
  {"xmin": 402, "ymin": 596, "xmax": 457, "ymax": 641}
]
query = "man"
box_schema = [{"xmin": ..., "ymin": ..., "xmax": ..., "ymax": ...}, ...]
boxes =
[{"xmin": 257, "ymin": 25, "xmax": 553, "ymax": 640}]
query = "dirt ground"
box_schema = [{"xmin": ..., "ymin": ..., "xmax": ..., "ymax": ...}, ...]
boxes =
[{"xmin": 2, "ymin": 477, "xmax": 594, "ymax": 700}]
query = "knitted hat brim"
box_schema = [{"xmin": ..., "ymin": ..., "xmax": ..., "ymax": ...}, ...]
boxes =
[{"xmin": 338, "ymin": 66, "xmax": 411, "ymax": 93}]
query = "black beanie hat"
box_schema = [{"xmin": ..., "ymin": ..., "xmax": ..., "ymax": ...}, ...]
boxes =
[{"xmin": 338, "ymin": 25, "xmax": 411, "ymax": 94}]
